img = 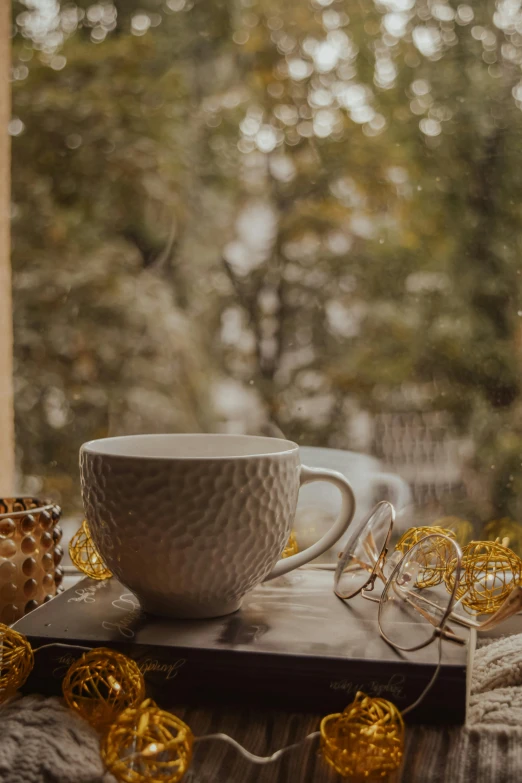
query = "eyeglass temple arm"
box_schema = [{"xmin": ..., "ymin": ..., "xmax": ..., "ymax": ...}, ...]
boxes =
[
  {"xmin": 361, "ymin": 534, "xmax": 390, "ymax": 584},
  {"xmin": 360, "ymin": 555, "xmax": 388, "ymax": 602},
  {"xmin": 409, "ymin": 581, "xmax": 522, "ymax": 633},
  {"xmin": 373, "ymin": 553, "xmax": 387, "ymax": 585},
  {"xmin": 358, "ymin": 537, "xmax": 391, "ymax": 603},
  {"xmin": 435, "ymin": 625, "xmax": 467, "ymax": 645},
  {"xmin": 462, "ymin": 585, "xmax": 522, "ymax": 631},
  {"xmin": 359, "ymin": 542, "xmax": 388, "ymax": 603}
]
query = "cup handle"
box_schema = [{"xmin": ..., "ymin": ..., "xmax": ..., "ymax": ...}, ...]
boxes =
[
  {"xmin": 372, "ymin": 471, "xmax": 411, "ymax": 510},
  {"xmin": 263, "ymin": 465, "xmax": 356, "ymax": 581}
]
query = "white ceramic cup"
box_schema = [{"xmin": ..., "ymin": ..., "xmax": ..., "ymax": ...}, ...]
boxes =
[{"xmin": 80, "ymin": 434, "xmax": 356, "ymax": 619}]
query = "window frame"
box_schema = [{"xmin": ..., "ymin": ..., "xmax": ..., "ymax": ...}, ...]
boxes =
[{"xmin": 0, "ymin": 3, "xmax": 14, "ymax": 495}]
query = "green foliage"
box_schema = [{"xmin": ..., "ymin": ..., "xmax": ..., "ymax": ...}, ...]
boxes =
[{"xmin": 10, "ymin": 0, "xmax": 522, "ymax": 528}]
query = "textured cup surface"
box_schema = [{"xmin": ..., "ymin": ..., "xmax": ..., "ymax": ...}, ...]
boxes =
[{"xmin": 80, "ymin": 434, "xmax": 302, "ymax": 618}]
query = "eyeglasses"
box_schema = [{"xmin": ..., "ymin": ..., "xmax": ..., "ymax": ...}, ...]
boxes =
[{"xmin": 333, "ymin": 502, "xmax": 522, "ymax": 653}]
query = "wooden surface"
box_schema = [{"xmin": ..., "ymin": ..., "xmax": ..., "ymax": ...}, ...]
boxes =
[
  {"xmin": 0, "ymin": 3, "xmax": 14, "ymax": 493},
  {"xmin": 168, "ymin": 704, "xmax": 506, "ymax": 783}
]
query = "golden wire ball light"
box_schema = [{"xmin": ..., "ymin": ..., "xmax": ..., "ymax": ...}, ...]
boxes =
[
  {"xmin": 282, "ymin": 530, "xmax": 299, "ymax": 558},
  {"xmin": 68, "ymin": 520, "xmax": 113, "ymax": 580},
  {"xmin": 62, "ymin": 647, "xmax": 145, "ymax": 729},
  {"xmin": 445, "ymin": 539, "xmax": 522, "ymax": 615},
  {"xmin": 394, "ymin": 526, "xmax": 457, "ymax": 588},
  {"xmin": 320, "ymin": 691, "xmax": 404, "ymax": 779},
  {"xmin": 102, "ymin": 698, "xmax": 193, "ymax": 783},
  {"xmin": 0, "ymin": 624, "xmax": 34, "ymax": 701}
]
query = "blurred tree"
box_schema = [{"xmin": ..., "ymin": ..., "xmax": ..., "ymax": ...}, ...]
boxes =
[
  {"xmin": 10, "ymin": 26, "xmax": 219, "ymax": 506},
  {"xmin": 10, "ymin": 0, "xmax": 522, "ymax": 529}
]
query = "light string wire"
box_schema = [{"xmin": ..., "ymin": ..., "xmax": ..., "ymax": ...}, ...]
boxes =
[
  {"xmin": 35, "ymin": 642, "xmax": 93, "ymax": 653},
  {"xmin": 192, "ymin": 731, "xmax": 321, "ymax": 764},
  {"xmin": 401, "ymin": 634, "xmax": 442, "ymax": 717},
  {"xmin": 106, "ymin": 731, "xmax": 322, "ymax": 767},
  {"xmin": 30, "ymin": 641, "xmax": 321, "ymax": 765},
  {"xmin": 20, "ymin": 634, "xmax": 443, "ymax": 766}
]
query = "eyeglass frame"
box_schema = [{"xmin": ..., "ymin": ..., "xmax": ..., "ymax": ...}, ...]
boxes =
[
  {"xmin": 332, "ymin": 502, "xmax": 522, "ymax": 650},
  {"xmin": 333, "ymin": 500, "xmax": 395, "ymax": 601},
  {"xmin": 378, "ymin": 533, "xmax": 464, "ymax": 651},
  {"xmin": 334, "ymin": 517, "xmax": 465, "ymax": 651}
]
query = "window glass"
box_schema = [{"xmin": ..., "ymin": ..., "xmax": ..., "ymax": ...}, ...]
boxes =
[{"xmin": 11, "ymin": 0, "xmax": 522, "ymax": 553}]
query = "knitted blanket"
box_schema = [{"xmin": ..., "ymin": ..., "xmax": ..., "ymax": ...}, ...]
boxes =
[{"xmin": 1, "ymin": 633, "xmax": 522, "ymax": 783}]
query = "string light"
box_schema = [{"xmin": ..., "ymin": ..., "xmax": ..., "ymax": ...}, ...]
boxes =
[
  {"xmin": 0, "ymin": 628, "xmax": 405, "ymax": 781},
  {"xmin": 445, "ymin": 539, "xmax": 522, "ymax": 614},
  {"xmin": 68, "ymin": 520, "xmax": 112, "ymax": 581},
  {"xmin": 281, "ymin": 530, "xmax": 299, "ymax": 558},
  {"xmin": 0, "ymin": 628, "xmax": 454, "ymax": 781},
  {"xmin": 320, "ymin": 692, "xmax": 404, "ymax": 779},
  {"xmin": 62, "ymin": 647, "xmax": 145, "ymax": 728},
  {"xmin": 102, "ymin": 698, "xmax": 193, "ymax": 783},
  {"xmin": 0, "ymin": 624, "xmax": 34, "ymax": 701}
]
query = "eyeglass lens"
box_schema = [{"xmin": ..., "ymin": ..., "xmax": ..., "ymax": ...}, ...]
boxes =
[
  {"xmin": 378, "ymin": 534, "xmax": 461, "ymax": 650},
  {"xmin": 334, "ymin": 501, "xmax": 394, "ymax": 599}
]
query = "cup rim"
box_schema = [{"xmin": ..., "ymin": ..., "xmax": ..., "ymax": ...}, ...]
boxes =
[{"xmin": 81, "ymin": 433, "xmax": 300, "ymax": 460}]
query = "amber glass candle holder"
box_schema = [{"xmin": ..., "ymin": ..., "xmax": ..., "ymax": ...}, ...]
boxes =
[{"xmin": 0, "ymin": 498, "xmax": 63, "ymax": 624}]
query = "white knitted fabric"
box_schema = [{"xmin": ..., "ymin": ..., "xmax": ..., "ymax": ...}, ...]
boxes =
[
  {"xmin": 0, "ymin": 694, "xmax": 116, "ymax": 783},
  {"xmin": 468, "ymin": 633, "xmax": 522, "ymax": 726},
  {"xmin": 399, "ymin": 634, "xmax": 522, "ymax": 783}
]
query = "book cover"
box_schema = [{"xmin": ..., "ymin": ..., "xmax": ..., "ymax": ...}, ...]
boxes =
[{"xmin": 14, "ymin": 569, "xmax": 472, "ymax": 724}]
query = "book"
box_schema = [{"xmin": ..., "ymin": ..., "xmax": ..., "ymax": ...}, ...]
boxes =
[{"xmin": 13, "ymin": 569, "xmax": 474, "ymax": 724}]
